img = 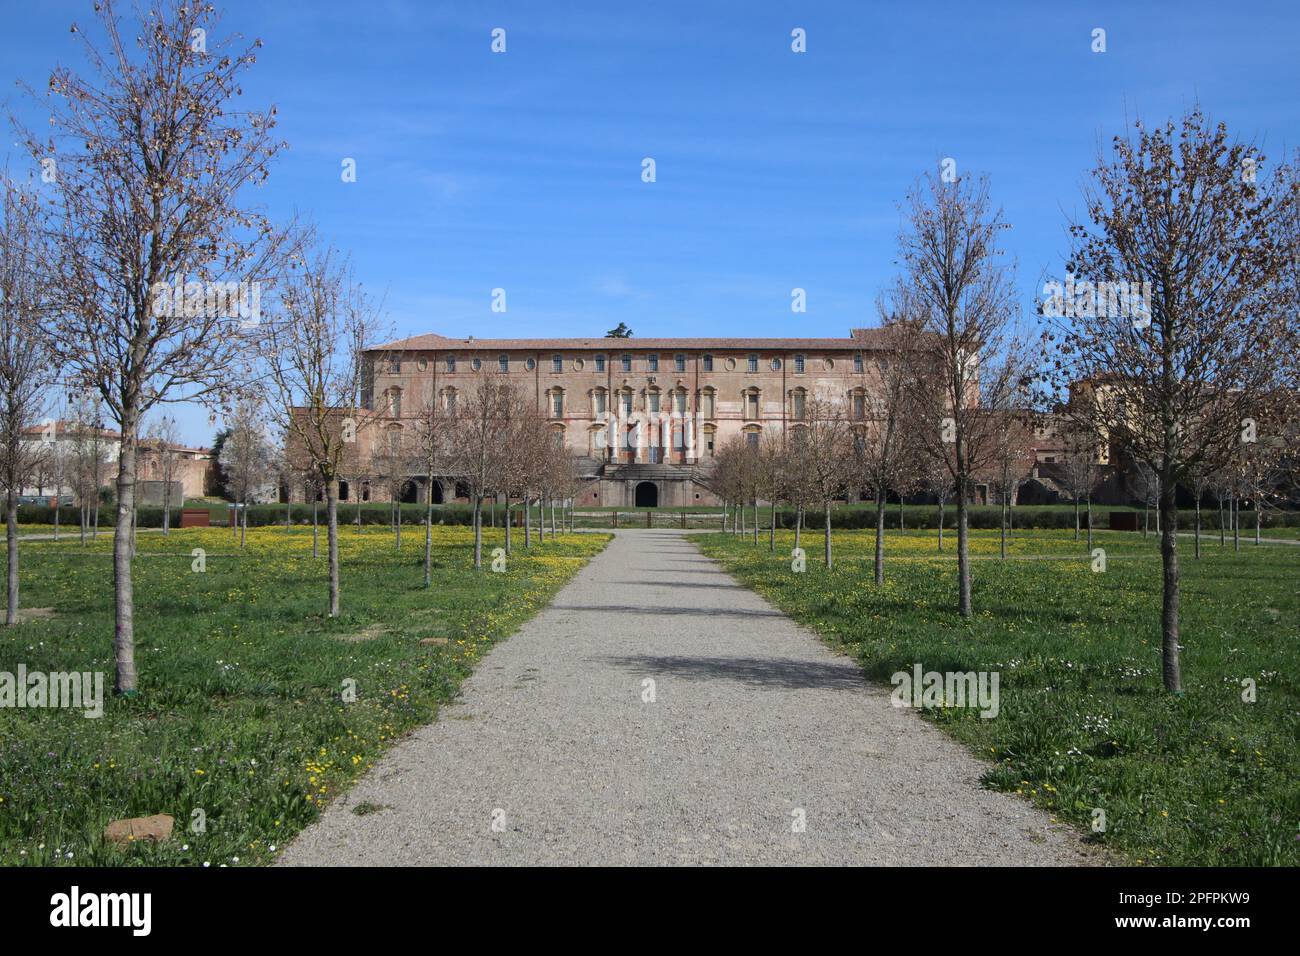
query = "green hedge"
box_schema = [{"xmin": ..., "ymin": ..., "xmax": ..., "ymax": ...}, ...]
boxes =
[{"xmin": 764, "ymin": 504, "xmax": 1300, "ymax": 531}]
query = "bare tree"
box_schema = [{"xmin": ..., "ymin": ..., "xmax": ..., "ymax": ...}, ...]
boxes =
[
  {"xmin": 413, "ymin": 383, "xmax": 451, "ymax": 584},
  {"xmin": 899, "ymin": 170, "xmax": 1022, "ymax": 616},
  {"xmin": 0, "ymin": 174, "xmax": 50, "ymax": 625},
  {"xmin": 16, "ymin": 1, "xmax": 288, "ymax": 693},
  {"xmin": 145, "ymin": 413, "xmax": 182, "ymax": 535},
  {"xmin": 218, "ymin": 397, "xmax": 274, "ymax": 548},
  {"xmin": 264, "ymin": 243, "xmax": 384, "ymax": 616},
  {"xmin": 854, "ymin": 311, "xmax": 919, "ymax": 583},
  {"xmin": 447, "ymin": 370, "xmax": 518, "ymax": 569},
  {"xmin": 795, "ymin": 397, "xmax": 852, "ymax": 569},
  {"xmin": 1058, "ymin": 419, "xmax": 1102, "ymax": 546},
  {"xmin": 1049, "ymin": 108, "xmax": 1299, "ymax": 692}
]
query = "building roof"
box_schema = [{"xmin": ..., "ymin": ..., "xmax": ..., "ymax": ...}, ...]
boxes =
[{"xmin": 371, "ymin": 328, "xmax": 892, "ymax": 353}]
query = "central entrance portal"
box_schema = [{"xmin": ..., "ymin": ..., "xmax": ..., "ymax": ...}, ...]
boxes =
[{"xmin": 634, "ymin": 481, "xmax": 658, "ymax": 508}]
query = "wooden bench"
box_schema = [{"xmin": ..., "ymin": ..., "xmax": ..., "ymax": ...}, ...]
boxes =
[{"xmin": 179, "ymin": 509, "xmax": 211, "ymax": 528}]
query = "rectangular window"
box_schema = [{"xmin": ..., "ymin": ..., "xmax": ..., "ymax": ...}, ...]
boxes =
[
  {"xmin": 792, "ymin": 392, "xmax": 805, "ymax": 420},
  {"xmin": 854, "ymin": 352, "xmax": 863, "ymax": 374},
  {"xmin": 674, "ymin": 391, "xmax": 686, "ymax": 413},
  {"xmin": 648, "ymin": 354, "xmax": 659, "ymax": 373},
  {"xmin": 746, "ymin": 393, "xmax": 759, "ymax": 419},
  {"xmin": 673, "ymin": 427, "xmax": 685, "ymax": 449},
  {"xmin": 621, "ymin": 354, "xmax": 632, "ymax": 372},
  {"xmin": 446, "ymin": 355, "xmax": 456, "ymax": 373},
  {"xmin": 745, "ymin": 431, "xmax": 759, "ymax": 449},
  {"xmin": 794, "ymin": 354, "xmax": 805, "ymax": 374},
  {"xmin": 702, "ymin": 392, "xmax": 714, "ymax": 418},
  {"xmin": 853, "ymin": 393, "xmax": 866, "ymax": 420},
  {"xmin": 385, "ymin": 357, "xmax": 401, "ymax": 374},
  {"xmin": 747, "ymin": 354, "xmax": 758, "ymax": 373},
  {"xmin": 649, "ymin": 392, "xmax": 660, "ymax": 412},
  {"xmin": 622, "ymin": 391, "xmax": 633, "ymax": 415},
  {"xmin": 552, "ymin": 354, "xmax": 563, "ymax": 373},
  {"xmin": 595, "ymin": 391, "xmax": 607, "ymax": 414},
  {"xmin": 674, "ymin": 354, "xmax": 686, "ymax": 372},
  {"xmin": 552, "ymin": 393, "xmax": 563, "ymax": 417},
  {"xmin": 499, "ymin": 355, "xmax": 509, "ymax": 373},
  {"xmin": 446, "ymin": 392, "xmax": 457, "ymax": 414},
  {"xmin": 703, "ymin": 354, "xmax": 713, "ymax": 372},
  {"xmin": 595, "ymin": 354, "xmax": 606, "ymax": 372}
]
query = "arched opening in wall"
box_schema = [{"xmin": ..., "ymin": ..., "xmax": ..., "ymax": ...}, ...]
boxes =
[
  {"xmin": 634, "ymin": 481, "xmax": 658, "ymax": 508},
  {"xmin": 428, "ymin": 481, "xmax": 444, "ymax": 505},
  {"xmin": 399, "ymin": 480, "xmax": 419, "ymax": 504},
  {"xmin": 338, "ymin": 479, "xmax": 350, "ymax": 501},
  {"xmin": 454, "ymin": 481, "xmax": 471, "ymax": 500},
  {"xmin": 362, "ymin": 481, "xmax": 371, "ymax": 502}
]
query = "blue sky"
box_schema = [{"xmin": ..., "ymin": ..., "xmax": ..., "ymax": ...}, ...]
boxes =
[{"xmin": 4, "ymin": 0, "xmax": 1299, "ymax": 445}]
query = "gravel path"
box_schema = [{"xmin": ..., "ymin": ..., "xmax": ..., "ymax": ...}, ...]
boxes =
[{"xmin": 280, "ymin": 529, "xmax": 1098, "ymax": 866}]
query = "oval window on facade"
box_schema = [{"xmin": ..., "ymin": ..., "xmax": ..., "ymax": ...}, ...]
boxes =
[
  {"xmin": 525, "ymin": 357, "xmax": 536, "ymax": 370},
  {"xmin": 472, "ymin": 357, "xmax": 482, "ymax": 371},
  {"xmin": 770, "ymin": 357, "xmax": 781, "ymax": 371},
  {"xmin": 725, "ymin": 357, "xmax": 737, "ymax": 371},
  {"xmin": 574, "ymin": 357, "xmax": 585, "ymax": 371}
]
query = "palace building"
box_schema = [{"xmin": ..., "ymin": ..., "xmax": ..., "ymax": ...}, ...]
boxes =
[{"xmin": 339, "ymin": 328, "xmax": 897, "ymax": 508}]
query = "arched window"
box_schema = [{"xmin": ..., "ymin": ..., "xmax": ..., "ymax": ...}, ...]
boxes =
[
  {"xmin": 550, "ymin": 424, "xmax": 565, "ymax": 448},
  {"xmin": 443, "ymin": 387, "xmax": 458, "ymax": 414},
  {"xmin": 790, "ymin": 388, "xmax": 806, "ymax": 421},
  {"xmin": 549, "ymin": 388, "xmax": 564, "ymax": 418},
  {"xmin": 743, "ymin": 388, "xmax": 760, "ymax": 420},
  {"xmin": 386, "ymin": 387, "xmax": 402, "ymax": 418},
  {"xmin": 498, "ymin": 354, "xmax": 509, "ymax": 373},
  {"xmin": 673, "ymin": 387, "xmax": 687, "ymax": 414},
  {"xmin": 743, "ymin": 425, "xmax": 761, "ymax": 449},
  {"xmin": 385, "ymin": 425, "xmax": 402, "ymax": 456},
  {"xmin": 700, "ymin": 387, "xmax": 716, "ymax": 419},
  {"xmin": 592, "ymin": 387, "xmax": 607, "ymax": 415},
  {"xmin": 647, "ymin": 387, "xmax": 661, "ymax": 413}
]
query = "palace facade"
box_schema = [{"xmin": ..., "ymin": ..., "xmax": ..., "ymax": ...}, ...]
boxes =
[{"xmin": 344, "ymin": 328, "xmax": 897, "ymax": 507}]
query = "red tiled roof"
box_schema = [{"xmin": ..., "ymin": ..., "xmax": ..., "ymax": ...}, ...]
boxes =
[{"xmin": 371, "ymin": 329, "xmax": 892, "ymax": 353}]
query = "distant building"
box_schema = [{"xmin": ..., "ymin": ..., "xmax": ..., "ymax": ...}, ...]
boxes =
[{"xmin": 285, "ymin": 328, "xmax": 925, "ymax": 507}]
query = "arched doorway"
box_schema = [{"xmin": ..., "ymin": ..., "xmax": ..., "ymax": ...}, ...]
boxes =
[
  {"xmin": 634, "ymin": 481, "xmax": 658, "ymax": 507},
  {"xmin": 428, "ymin": 481, "xmax": 444, "ymax": 505},
  {"xmin": 399, "ymin": 480, "xmax": 418, "ymax": 504}
]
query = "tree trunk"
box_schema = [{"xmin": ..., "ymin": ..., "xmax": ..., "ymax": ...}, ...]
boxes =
[
  {"xmin": 898, "ymin": 496, "xmax": 904, "ymax": 531},
  {"xmin": 93, "ymin": 501, "xmax": 99, "ymax": 540},
  {"xmin": 1086, "ymin": 494, "xmax": 1094, "ymax": 551},
  {"xmin": 794, "ymin": 505, "xmax": 802, "ymax": 551},
  {"xmin": 240, "ymin": 498, "xmax": 247, "ymax": 548},
  {"xmin": 80, "ymin": 502, "xmax": 87, "ymax": 546},
  {"xmin": 823, "ymin": 500, "xmax": 832, "ymax": 569},
  {"xmin": 5, "ymin": 491, "xmax": 18, "ymax": 626},
  {"xmin": 1218, "ymin": 497, "xmax": 1226, "ymax": 547},
  {"xmin": 768, "ymin": 498, "xmax": 776, "ymax": 551},
  {"xmin": 1194, "ymin": 497, "xmax": 1201, "ymax": 560},
  {"xmin": 163, "ymin": 485, "xmax": 171, "ymax": 536},
  {"xmin": 473, "ymin": 494, "xmax": 483, "ymax": 569},
  {"xmin": 937, "ymin": 497, "xmax": 945, "ymax": 551},
  {"xmin": 1255, "ymin": 504, "xmax": 1261, "ymax": 545},
  {"xmin": 524, "ymin": 495, "xmax": 532, "ymax": 547},
  {"xmin": 873, "ymin": 489, "xmax": 885, "ymax": 585},
  {"xmin": 53, "ymin": 490, "xmax": 60, "ymax": 541},
  {"xmin": 1000, "ymin": 492, "xmax": 1007, "ymax": 560},
  {"xmin": 326, "ymin": 478, "xmax": 340, "ymax": 617},
  {"xmin": 1074, "ymin": 498, "xmax": 1080, "ymax": 540},
  {"xmin": 312, "ymin": 499, "xmax": 319, "ymax": 559},
  {"xmin": 1232, "ymin": 496, "xmax": 1239, "ymax": 552},
  {"xmin": 1158, "ymin": 480, "xmax": 1181, "ymax": 693},
  {"xmin": 957, "ymin": 480, "xmax": 972, "ymax": 618},
  {"xmin": 504, "ymin": 497, "xmax": 512, "ymax": 553},
  {"xmin": 112, "ymin": 420, "xmax": 140, "ymax": 694}
]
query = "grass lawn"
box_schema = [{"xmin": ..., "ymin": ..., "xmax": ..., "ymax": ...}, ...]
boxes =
[
  {"xmin": 698, "ymin": 527, "xmax": 1299, "ymax": 867},
  {"xmin": 0, "ymin": 524, "xmax": 609, "ymax": 866}
]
